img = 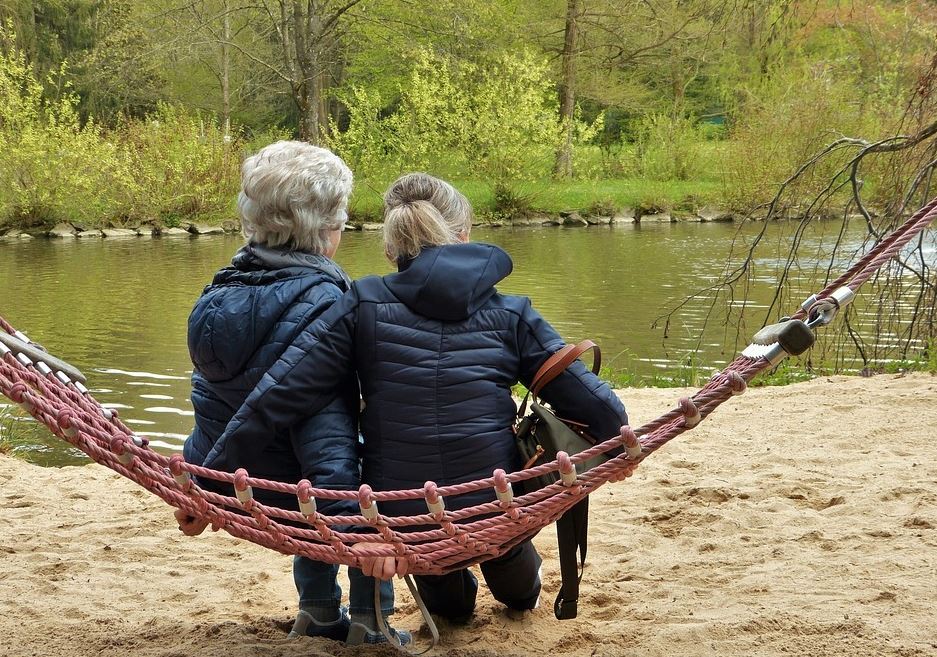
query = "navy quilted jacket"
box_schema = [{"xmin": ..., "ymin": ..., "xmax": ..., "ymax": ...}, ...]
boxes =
[
  {"xmin": 183, "ymin": 244, "xmax": 360, "ymax": 515},
  {"xmin": 208, "ymin": 243, "xmax": 627, "ymax": 516}
]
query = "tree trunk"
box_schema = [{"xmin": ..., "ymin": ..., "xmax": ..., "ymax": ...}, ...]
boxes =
[
  {"xmin": 297, "ymin": 90, "xmax": 320, "ymax": 143},
  {"xmin": 554, "ymin": 0, "xmax": 580, "ymax": 179},
  {"xmin": 221, "ymin": 0, "xmax": 231, "ymax": 139}
]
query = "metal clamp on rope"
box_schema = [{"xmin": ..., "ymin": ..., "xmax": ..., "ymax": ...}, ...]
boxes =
[
  {"xmin": 168, "ymin": 454, "xmax": 191, "ymax": 489},
  {"xmin": 424, "ymin": 482, "xmax": 446, "ymax": 517},
  {"xmin": 359, "ymin": 485, "xmax": 379, "ymax": 521},
  {"xmin": 493, "ymin": 469, "xmax": 514, "ymax": 505},
  {"xmin": 807, "ymin": 286, "xmax": 856, "ymax": 328},
  {"xmin": 296, "ymin": 480, "xmax": 318, "ymax": 517},
  {"xmin": 557, "ymin": 452, "xmax": 577, "ymax": 486},
  {"xmin": 621, "ymin": 425, "xmax": 642, "ymax": 459},
  {"xmin": 742, "ymin": 317, "xmax": 816, "ymax": 366},
  {"xmin": 233, "ymin": 469, "xmax": 253, "ymax": 506}
]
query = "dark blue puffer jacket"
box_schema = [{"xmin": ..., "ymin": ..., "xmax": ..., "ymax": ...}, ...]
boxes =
[
  {"xmin": 208, "ymin": 243, "xmax": 627, "ymax": 517},
  {"xmin": 183, "ymin": 243, "xmax": 360, "ymax": 515}
]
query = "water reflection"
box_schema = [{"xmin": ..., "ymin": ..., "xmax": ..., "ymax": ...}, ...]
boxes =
[{"xmin": 1, "ymin": 222, "xmax": 933, "ymax": 465}]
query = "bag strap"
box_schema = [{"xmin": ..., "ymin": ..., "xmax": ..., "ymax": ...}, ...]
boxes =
[
  {"xmin": 554, "ymin": 497, "xmax": 590, "ymax": 620},
  {"xmin": 518, "ymin": 340, "xmax": 601, "ymax": 419},
  {"xmin": 531, "ymin": 340, "xmax": 601, "ymax": 396}
]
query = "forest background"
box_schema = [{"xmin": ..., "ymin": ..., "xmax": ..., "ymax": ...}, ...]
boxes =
[{"xmin": 1, "ymin": 0, "xmax": 937, "ymax": 229}]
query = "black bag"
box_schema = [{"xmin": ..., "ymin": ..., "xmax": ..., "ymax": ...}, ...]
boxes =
[{"xmin": 513, "ymin": 341, "xmax": 606, "ymax": 620}]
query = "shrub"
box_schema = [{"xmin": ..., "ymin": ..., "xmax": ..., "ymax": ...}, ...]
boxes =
[
  {"xmin": 118, "ymin": 103, "xmax": 240, "ymax": 225},
  {"xmin": 0, "ymin": 39, "xmax": 133, "ymax": 228},
  {"xmin": 330, "ymin": 49, "xmax": 602, "ymax": 192},
  {"xmin": 634, "ymin": 113, "xmax": 705, "ymax": 181}
]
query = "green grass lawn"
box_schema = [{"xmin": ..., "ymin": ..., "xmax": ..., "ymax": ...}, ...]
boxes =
[
  {"xmin": 349, "ymin": 177, "xmax": 727, "ymax": 222},
  {"xmin": 347, "ymin": 142, "xmax": 730, "ymax": 221}
]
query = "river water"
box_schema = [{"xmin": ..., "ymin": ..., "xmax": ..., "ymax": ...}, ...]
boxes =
[{"xmin": 1, "ymin": 222, "xmax": 932, "ymax": 464}]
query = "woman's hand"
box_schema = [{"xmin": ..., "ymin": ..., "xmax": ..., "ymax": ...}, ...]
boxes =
[
  {"xmin": 350, "ymin": 542, "xmax": 409, "ymax": 580},
  {"xmin": 174, "ymin": 508, "xmax": 210, "ymax": 536}
]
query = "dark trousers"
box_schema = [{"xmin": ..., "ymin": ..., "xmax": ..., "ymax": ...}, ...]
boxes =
[{"xmin": 413, "ymin": 540, "xmax": 542, "ymax": 619}]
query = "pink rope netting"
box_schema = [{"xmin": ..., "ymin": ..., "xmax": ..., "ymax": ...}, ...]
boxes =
[{"xmin": 1, "ymin": 199, "xmax": 935, "ymax": 576}]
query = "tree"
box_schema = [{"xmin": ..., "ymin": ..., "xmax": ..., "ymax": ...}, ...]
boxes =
[
  {"xmin": 554, "ymin": 0, "xmax": 581, "ymax": 178},
  {"xmin": 233, "ymin": 0, "xmax": 367, "ymax": 143}
]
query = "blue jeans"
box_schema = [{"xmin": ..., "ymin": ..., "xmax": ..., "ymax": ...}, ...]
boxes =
[{"xmin": 293, "ymin": 556, "xmax": 395, "ymax": 616}]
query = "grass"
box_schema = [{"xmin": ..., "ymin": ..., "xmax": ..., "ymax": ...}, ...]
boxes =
[
  {"xmin": 349, "ymin": 177, "xmax": 724, "ymax": 222},
  {"xmin": 346, "ymin": 142, "xmax": 729, "ymax": 222},
  {"xmin": 513, "ymin": 341, "xmax": 936, "ymax": 398},
  {"xmin": 0, "ymin": 408, "xmax": 20, "ymax": 456}
]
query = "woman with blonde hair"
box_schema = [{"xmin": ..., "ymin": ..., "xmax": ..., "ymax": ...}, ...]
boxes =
[{"xmin": 212, "ymin": 172, "xmax": 630, "ymax": 621}]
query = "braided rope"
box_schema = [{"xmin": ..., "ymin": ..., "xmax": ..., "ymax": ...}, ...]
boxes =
[{"xmin": 1, "ymin": 199, "xmax": 935, "ymax": 575}]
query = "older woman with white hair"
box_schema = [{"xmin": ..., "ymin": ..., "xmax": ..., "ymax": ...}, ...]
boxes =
[
  {"xmin": 176, "ymin": 141, "xmax": 409, "ymax": 646},
  {"xmin": 212, "ymin": 173, "xmax": 630, "ymax": 622}
]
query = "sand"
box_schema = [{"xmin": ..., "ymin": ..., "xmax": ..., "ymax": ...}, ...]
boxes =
[{"xmin": 1, "ymin": 373, "xmax": 935, "ymax": 657}]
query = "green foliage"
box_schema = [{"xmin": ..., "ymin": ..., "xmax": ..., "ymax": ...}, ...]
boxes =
[
  {"xmin": 723, "ymin": 62, "xmax": 879, "ymax": 210},
  {"xmin": 118, "ymin": 104, "xmax": 240, "ymax": 225},
  {"xmin": 2, "ymin": 1, "xmax": 937, "ymax": 228},
  {"xmin": 0, "ymin": 30, "xmax": 131, "ymax": 227},
  {"xmin": 0, "ymin": 25, "xmax": 239, "ymax": 229},
  {"xmin": 0, "ymin": 408, "xmax": 16, "ymax": 455},
  {"xmin": 331, "ymin": 49, "xmax": 601, "ymax": 191},
  {"xmin": 750, "ymin": 360, "xmax": 818, "ymax": 387},
  {"xmin": 635, "ymin": 113, "xmax": 707, "ymax": 182},
  {"xmin": 491, "ymin": 184, "xmax": 534, "ymax": 220}
]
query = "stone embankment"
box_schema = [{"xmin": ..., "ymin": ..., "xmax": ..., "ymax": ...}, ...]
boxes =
[
  {"xmin": 0, "ymin": 206, "xmax": 868, "ymax": 240},
  {"xmin": 0, "ymin": 221, "xmax": 240, "ymax": 241}
]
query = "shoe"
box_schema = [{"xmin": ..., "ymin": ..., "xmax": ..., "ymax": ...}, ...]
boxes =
[
  {"xmin": 288, "ymin": 608, "xmax": 351, "ymax": 641},
  {"xmin": 506, "ymin": 568, "xmax": 542, "ymax": 620},
  {"xmin": 505, "ymin": 603, "xmax": 536, "ymax": 621},
  {"xmin": 345, "ymin": 621, "xmax": 412, "ymax": 647}
]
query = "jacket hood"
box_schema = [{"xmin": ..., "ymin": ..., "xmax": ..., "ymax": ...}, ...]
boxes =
[
  {"xmin": 188, "ymin": 244, "xmax": 349, "ymax": 382},
  {"xmin": 383, "ymin": 243, "xmax": 513, "ymax": 321}
]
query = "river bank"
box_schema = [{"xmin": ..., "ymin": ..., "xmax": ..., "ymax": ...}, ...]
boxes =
[
  {"xmin": 0, "ymin": 204, "xmax": 864, "ymax": 240},
  {"xmin": 1, "ymin": 373, "xmax": 934, "ymax": 657}
]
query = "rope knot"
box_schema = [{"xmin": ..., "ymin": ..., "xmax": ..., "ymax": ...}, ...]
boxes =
[
  {"xmin": 493, "ymin": 468, "xmax": 515, "ymax": 508},
  {"xmin": 423, "ymin": 481, "xmax": 445, "ymax": 519},
  {"xmin": 8, "ymin": 382, "xmax": 27, "ymax": 403},
  {"xmin": 109, "ymin": 436, "xmax": 133, "ymax": 466},
  {"xmin": 557, "ymin": 451, "xmax": 577, "ymax": 486},
  {"xmin": 727, "ymin": 371, "xmax": 747, "ymax": 395},
  {"xmin": 679, "ymin": 397, "xmax": 701, "ymax": 428},
  {"xmin": 56, "ymin": 409, "xmax": 79, "ymax": 439},
  {"xmin": 297, "ymin": 479, "xmax": 317, "ymax": 517},
  {"xmin": 233, "ymin": 468, "xmax": 253, "ymax": 507},
  {"xmin": 358, "ymin": 484, "xmax": 379, "ymax": 522},
  {"xmin": 168, "ymin": 454, "xmax": 191, "ymax": 490}
]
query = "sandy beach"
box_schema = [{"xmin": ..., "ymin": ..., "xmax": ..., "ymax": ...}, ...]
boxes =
[{"xmin": 1, "ymin": 373, "xmax": 935, "ymax": 657}]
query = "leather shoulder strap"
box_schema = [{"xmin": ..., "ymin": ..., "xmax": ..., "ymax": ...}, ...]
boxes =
[{"xmin": 530, "ymin": 340, "xmax": 601, "ymax": 398}]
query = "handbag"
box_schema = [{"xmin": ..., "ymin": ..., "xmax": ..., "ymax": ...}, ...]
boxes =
[
  {"xmin": 513, "ymin": 340, "xmax": 607, "ymax": 621},
  {"xmin": 514, "ymin": 340, "xmax": 605, "ymax": 495}
]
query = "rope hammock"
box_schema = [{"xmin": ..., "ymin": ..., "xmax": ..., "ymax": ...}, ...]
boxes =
[{"xmin": 1, "ymin": 198, "xmax": 935, "ymax": 578}]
